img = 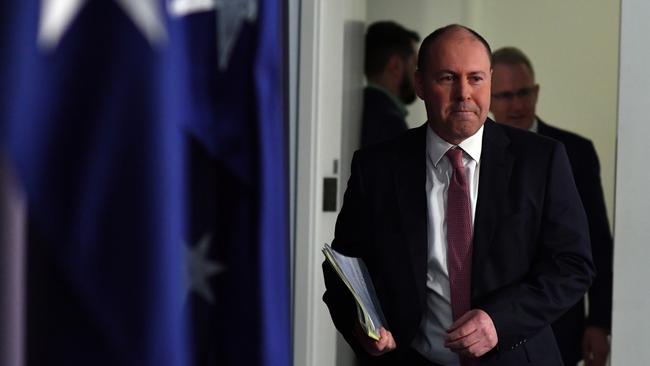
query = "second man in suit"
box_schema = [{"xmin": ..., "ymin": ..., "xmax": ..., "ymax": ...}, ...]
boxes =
[
  {"xmin": 490, "ymin": 46, "xmax": 613, "ymax": 366},
  {"xmin": 361, "ymin": 21, "xmax": 420, "ymax": 147}
]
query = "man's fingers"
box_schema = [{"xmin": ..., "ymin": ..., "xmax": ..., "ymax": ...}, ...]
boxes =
[
  {"xmin": 445, "ymin": 331, "xmax": 480, "ymax": 351},
  {"xmin": 446, "ymin": 334, "xmax": 494, "ymax": 358},
  {"xmin": 583, "ymin": 350, "xmax": 607, "ymax": 366},
  {"xmin": 445, "ymin": 309, "xmax": 498, "ymax": 358},
  {"xmin": 584, "ymin": 350, "xmax": 608, "ymax": 366},
  {"xmin": 447, "ymin": 310, "xmax": 475, "ymax": 334},
  {"xmin": 584, "ymin": 356, "xmax": 607, "ymax": 366},
  {"xmin": 383, "ymin": 329, "xmax": 396, "ymax": 350},
  {"xmin": 377, "ymin": 328, "xmax": 397, "ymax": 351},
  {"xmin": 446, "ymin": 309, "xmax": 492, "ymax": 341},
  {"xmin": 582, "ymin": 326, "xmax": 610, "ymax": 366},
  {"xmin": 356, "ymin": 327, "xmax": 397, "ymax": 356},
  {"xmin": 375, "ymin": 328, "xmax": 390, "ymax": 351}
]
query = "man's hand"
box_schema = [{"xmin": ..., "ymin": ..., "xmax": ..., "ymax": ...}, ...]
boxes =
[
  {"xmin": 445, "ymin": 309, "xmax": 498, "ymax": 358},
  {"xmin": 354, "ymin": 326, "xmax": 397, "ymax": 356},
  {"xmin": 582, "ymin": 326, "xmax": 610, "ymax": 366}
]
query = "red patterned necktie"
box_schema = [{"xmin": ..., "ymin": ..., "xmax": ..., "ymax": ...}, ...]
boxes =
[
  {"xmin": 446, "ymin": 147, "xmax": 473, "ymax": 320},
  {"xmin": 446, "ymin": 147, "xmax": 477, "ymax": 366}
]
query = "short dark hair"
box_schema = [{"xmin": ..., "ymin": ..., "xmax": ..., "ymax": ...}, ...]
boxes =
[
  {"xmin": 365, "ymin": 21, "xmax": 420, "ymax": 78},
  {"xmin": 417, "ymin": 24, "xmax": 493, "ymax": 72},
  {"xmin": 492, "ymin": 46, "xmax": 535, "ymax": 78}
]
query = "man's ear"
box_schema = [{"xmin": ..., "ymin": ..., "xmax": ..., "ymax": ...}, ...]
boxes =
[
  {"xmin": 386, "ymin": 54, "xmax": 404, "ymax": 77},
  {"xmin": 414, "ymin": 69, "xmax": 424, "ymax": 100}
]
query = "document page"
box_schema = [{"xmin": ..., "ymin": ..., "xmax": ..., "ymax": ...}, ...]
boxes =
[{"xmin": 323, "ymin": 244, "xmax": 388, "ymax": 340}]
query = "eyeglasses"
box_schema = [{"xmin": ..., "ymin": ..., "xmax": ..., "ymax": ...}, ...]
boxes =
[{"xmin": 491, "ymin": 86, "xmax": 538, "ymax": 101}]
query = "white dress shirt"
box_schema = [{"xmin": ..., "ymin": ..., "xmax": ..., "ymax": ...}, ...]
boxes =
[{"xmin": 411, "ymin": 124, "xmax": 483, "ymax": 365}]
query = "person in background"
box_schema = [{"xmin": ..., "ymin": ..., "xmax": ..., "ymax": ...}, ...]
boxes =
[
  {"xmin": 361, "ymin": 21, "xmax": 420, "ymax": 147},
  {"xmin": 323, "ymin": 24, "xmax": 594, "ymax": 366},
  {"xmin": 490, "ymin": 46, "xmax": 613, "ymax": 366}
]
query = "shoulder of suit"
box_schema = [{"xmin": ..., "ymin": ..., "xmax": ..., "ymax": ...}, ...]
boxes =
[
  {"xmin": 537, "ymin": 120, "xmax": 594, "ymax": 149},
  {"xmin": 356, "ymin": 123, "xmax": 425, "ymax": 158},
  {"xmin": 489, "ymin": 119, "xmax": 560, "ymax": 150},
  {"xmin": 363, "ymin": 88, "xmax": 406, "ymax": 120},
  {"xmin": 363, "ymin": 86, "xmax": 398, "ymax": 108}
]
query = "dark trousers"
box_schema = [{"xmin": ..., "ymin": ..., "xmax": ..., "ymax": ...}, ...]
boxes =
[
  {"xmin": 402, "ymin": 348, "xmax": 445, "ymax": 366},
  {"xmin": 359, "ymin": 348, "xmax": 445, "ymax": 366}
]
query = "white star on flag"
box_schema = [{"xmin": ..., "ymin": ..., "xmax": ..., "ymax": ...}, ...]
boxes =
[
  {"xmin": 168, "ymin": 0, "xmax": 257, "ymax": 70},
  {"xmin": 184, "ymin": 233, "xmax": 225, "ymax": 304},
  {"xmin": 38, "ymin": 0, "xmax": 167, "ymax": 50}
]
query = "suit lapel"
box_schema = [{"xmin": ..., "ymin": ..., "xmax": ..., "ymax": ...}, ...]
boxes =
[
  {"xmin": 394, "ymin": 124, "xmax": 428, "ymax": 310},
  {"xmin": 472, "ymin": 120, "xmax": 514, "ymax": 290}
]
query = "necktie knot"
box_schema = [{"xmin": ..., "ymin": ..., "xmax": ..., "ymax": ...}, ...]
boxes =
[{"xmin": 445, "ymin": 147, "xmax": 464, "ymax": 170}]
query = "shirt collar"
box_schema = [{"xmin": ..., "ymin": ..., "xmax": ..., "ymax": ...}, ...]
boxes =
[
  {"xmin": 529, "ymin": 117, "xmax": 539, "ymax": 133},
  {"xmin": 426, "ymin": 123, "xmax": 484, "ymax": 167},
  {"xmin": 367, "ymin": 83, "xmax": 409, "ymax": 117}
]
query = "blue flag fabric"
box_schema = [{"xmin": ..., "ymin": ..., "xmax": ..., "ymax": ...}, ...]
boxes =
[{"xmin": 0, "ymin": 1, "xmax": 290, "ymax": 365}]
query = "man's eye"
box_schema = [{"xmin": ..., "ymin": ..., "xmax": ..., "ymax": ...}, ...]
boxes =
[
  {"xmin": 492, "ymin": 92, "xmax": 515, "ymax": 100},
  {"xmin": 469, "ymin": 76, "xmax": 483, "ymax": 83},
  {"xmin": 438, "ymin": 75, "xmax": 455, "ymax": 82}
]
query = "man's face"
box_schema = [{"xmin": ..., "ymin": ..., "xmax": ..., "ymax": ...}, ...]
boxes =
[
  {"xmin": 415, "ymin": 30, "xmax": 491, "ymax": 145},
  {"xmin": 398, "ymin": 42, "xmax": 418, "ymax": 104},
  {"xmin": 490, "ymin": 63, "xmax": 539, "ymax": 130}
]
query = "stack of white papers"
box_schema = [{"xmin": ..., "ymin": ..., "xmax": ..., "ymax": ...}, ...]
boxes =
[{"xmin": 323, "ymin": 243, "xmax": 388, "ymax": 340}]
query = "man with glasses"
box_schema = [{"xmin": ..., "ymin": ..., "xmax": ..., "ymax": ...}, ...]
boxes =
[{"xmin": 490, "ymin": 46, "xmax": 613, "ymax": 366}]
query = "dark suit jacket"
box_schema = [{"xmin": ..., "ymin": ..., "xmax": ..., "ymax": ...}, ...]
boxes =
[
  {"xmin": 537, "ymin": 119, "xmax": 613, "ymax": 365},
  {"xmin": 361, "ymin": 86, "xmax": 409, "ymax": 148},
  {"xmin": 323, "ymin": 120, "xmax": 595, "ymax": 366}
]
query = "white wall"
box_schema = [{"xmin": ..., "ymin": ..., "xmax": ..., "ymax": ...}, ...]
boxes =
[
  {"xmin": 478, "ymin": 0, "xmax": 619, "ymax": 230},
  {"xmin": 339, "ymin": 2, "xmax": 366, "ymax": 207},
  {"xmin": 294, "ymin": 0, "xmax": 366, "ymax": 365},
  {"xmin": 338, "ymin": 6, "xmax": 367, "ymax": 366},
  {"xmin": 611, "ymin": 0, "xmax": 650, "ymax": 363},
  {"xmin": 294, "ymin": 1, "xmax": 344, "ymax": 365}
]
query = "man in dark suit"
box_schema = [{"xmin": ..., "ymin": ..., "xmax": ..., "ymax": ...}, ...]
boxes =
[
  {"xmin": 490, "ymin": 46, "xmax": 613, "ymax": 366},
  {"xmin": 361, "ymin": 21, "xmax": 420, "ymax": 147},
  {"xmin": 323, "ymin": 25, "xmax": 594, "ymax": 366}
]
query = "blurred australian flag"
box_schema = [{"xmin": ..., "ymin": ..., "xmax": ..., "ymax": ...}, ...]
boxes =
[{"xmin": 0, "ymin": 1, "xmax": 290, "ymax": 366}]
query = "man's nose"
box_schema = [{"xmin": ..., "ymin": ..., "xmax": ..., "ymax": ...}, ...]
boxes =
[
  {"xmin": 510, "ymin": 94, "xmax": 526, "ymax": 110},
  {"xmin": 454, "ymin": 79, "xmax": 471, "ymax": 100}
]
